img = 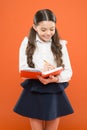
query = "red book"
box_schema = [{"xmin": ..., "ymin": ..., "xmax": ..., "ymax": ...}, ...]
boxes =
[{"xmin": 20, "ymin": 66, "xmax": 63, "ymax": 79}]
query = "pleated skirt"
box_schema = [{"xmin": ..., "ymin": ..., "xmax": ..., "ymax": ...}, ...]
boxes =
[{"xmin": 13, "ymin": 86, "xmax": 74, "ymax": 120}]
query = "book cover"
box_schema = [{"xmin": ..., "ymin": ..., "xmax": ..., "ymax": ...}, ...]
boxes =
[{"xmin": 20, "ymin": 66, "xmax": 63, "ymax": 79}]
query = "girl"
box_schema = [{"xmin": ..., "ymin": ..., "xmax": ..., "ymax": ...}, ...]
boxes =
[{"xmin": 14, "ymin": 9, "xmax": 74, "ymax": 130}]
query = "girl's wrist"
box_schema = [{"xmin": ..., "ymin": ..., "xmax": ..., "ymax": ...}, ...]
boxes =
[
  {"xmin": 56, "ymin": 76, "xmax": 59, "ymax": 82},
  {"xmin": 49, "ymin": 75, "xmax": 59, "ymax": 83}
]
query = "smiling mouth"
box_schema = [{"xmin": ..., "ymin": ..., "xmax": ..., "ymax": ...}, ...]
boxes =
[{"xmin": 44, "ymin": 36, "xmax": 51, "ymax": 39}]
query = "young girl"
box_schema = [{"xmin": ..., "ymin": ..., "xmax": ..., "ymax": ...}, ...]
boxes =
[{"xmin": 14, "ymin": 9, "xmax": 74, "ymax": 130}]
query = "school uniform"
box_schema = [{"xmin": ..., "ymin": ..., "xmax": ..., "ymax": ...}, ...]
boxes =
[{"xmin": 13, "ymin": 35, "xmax": 74, "ymax": 120}]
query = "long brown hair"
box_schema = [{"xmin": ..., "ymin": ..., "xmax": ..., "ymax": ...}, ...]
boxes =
[{"xmin": 26, "ymin": 9, "xmax": 64, "ymax": 68}]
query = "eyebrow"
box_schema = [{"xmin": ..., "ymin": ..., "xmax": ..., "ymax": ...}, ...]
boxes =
[{"xmin": 41, "ymin": 26, "xmax": 55, "ymax": 29}]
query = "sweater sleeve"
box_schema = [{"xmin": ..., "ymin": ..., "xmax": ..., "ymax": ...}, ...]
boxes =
[
  {"xmin": 19, "ymin": 37, "xmax": 29, "ymax": 72},
  {"xmin": 58, "ymin": 40, "xmax": 73, "ymax": 83}
]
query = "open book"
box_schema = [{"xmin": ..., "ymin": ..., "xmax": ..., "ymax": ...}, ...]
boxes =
[{"xmin": 20, "ymin": 66, "xmax": 63, "ymax": 79}]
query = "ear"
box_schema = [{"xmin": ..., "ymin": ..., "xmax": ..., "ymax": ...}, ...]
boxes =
[{"xmin": 33, "ymin": 24, "xmax": 37, "ymax": 32}]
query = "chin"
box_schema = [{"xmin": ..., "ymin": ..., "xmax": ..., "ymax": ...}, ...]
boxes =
[{"xmin": 43, "ymin": 38, "xmax": 51, "ymax": 42}]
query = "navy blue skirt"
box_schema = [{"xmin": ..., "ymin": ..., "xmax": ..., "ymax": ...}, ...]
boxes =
[{"xmin": 13, "ymin": 79, "xmax": 74, "ymax": 120}]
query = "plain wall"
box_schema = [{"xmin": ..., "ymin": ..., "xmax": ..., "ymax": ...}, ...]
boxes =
[{"xmin": 0, "ymin": 0, "xmax": 87, "ymax": 130}]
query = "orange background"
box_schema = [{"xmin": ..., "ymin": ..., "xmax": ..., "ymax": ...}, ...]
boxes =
[{"xmin": 0, "ymin": 0, "xmax": 87, "ymax": 130}]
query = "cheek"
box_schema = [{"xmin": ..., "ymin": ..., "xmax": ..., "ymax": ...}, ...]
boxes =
[
  {"xmin": 51, "ymin": 31, "xmax": 55, "ymax": 36},
  {"xmin": 38, "ymin": 31, "xmax": 45, "ymax": 37},
  {"xmin": 36, "ymin": 29, "xmax": 43, "ymax": 35}
]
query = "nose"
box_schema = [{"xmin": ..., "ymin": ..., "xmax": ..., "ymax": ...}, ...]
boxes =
[{"xmin": 46, "ymin": 30, "xmax": 51, "ymax": 35}]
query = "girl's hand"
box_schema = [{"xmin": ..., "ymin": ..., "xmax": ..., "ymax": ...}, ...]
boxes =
[
  {"xmin": 42, "ymin": 61, "xmax": 55, "ymax": 72},
  {"xmin": 37, "ymin": 75, "xmax": 59, "ymax": 85}
]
